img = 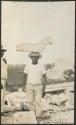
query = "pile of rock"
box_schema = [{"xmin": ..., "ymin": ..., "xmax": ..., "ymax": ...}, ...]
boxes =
[
  {"xmin": 44, "ymin": 89, "xmax": 74, "ymax": 110},
  {"xmin": 1, "ymin": 84, "xmax": 74, "ymax": 124},
  {"xmin": 3, "ymin": 83, "xmax": 74, "ymax": 113},
  {"xmin": 3, "ymin": 88, "xmax": 29, "ymax": 113}
]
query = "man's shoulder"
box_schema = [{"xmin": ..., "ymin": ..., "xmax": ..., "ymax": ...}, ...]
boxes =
[
  {"xmin": 37, "ymin": 64, "xmax": 46, "ymax": 70},
  {"xmin": 24, "ymin": 63, "xmax": 31, "ymax": 68},
  {"xmin": 25, "ymin": 63, "xmax": 45, "ymax": 68},
  {"xmin": 39, "ymin": 64, "xmax": 45, "ymax": 67}
]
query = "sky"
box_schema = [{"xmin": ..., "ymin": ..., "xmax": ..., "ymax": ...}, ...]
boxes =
[{"xmin": 1, "ymin": 1, "xmax": 75, "ymax": 65}]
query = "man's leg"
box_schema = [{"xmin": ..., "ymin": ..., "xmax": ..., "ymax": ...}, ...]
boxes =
[
  {"xmin": 35, "ymin": 85, "xmax": 42, "ymax": 117},
  {"xmin": 1, "ymin": 80, "xmax": 6, "ymax": 113},
  {"xmin": 26, "ymin": 84, "xmax": 35, "ymax": 111}
]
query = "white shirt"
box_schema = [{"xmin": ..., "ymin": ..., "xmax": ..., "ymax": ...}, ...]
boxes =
[
  {"xmin": 1, "ymin": 58, "xmax": 7, "ymax": 80},
  {"xmin": 24, "ymin": 63, "xmax": 46, "ymax": 85}
]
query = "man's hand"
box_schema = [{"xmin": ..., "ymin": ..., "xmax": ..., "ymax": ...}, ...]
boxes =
[
  {"xmin": 22, "ymin": 87, "xmax": 26, "ymax": 92},
  {"xmin": 22, "ymin": 73, "xmax": 27, "ymax": 92},
  {"xmin": 42, "ymin": 85, "xmax": 46, "ymax": 98},
  {"xmin": 42, "ymin": 74, "xmax": 47, "ymax": 97}
]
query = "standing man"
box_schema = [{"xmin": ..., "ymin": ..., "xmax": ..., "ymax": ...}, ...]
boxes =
[
  {"xmin": 1, "ymin": 45, "xmax": 7, "ymax": 113},
  {"xmin": 23, "ymin": 52, "xmax": 47, "ymax": 119}
]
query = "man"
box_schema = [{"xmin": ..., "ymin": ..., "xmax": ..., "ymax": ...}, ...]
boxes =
[
  {"xmin": 23, "ymin": 52, "xmax": 47, "ymax": 119},
  {"xmin": 1, "ymin": 46, "xmax": 23, "ymax": 114},
  {"xmin": 1, "ymin": 45, "xmax": 7, "ymax": 113}
]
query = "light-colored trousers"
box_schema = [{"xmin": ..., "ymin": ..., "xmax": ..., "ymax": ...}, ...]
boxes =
[
  {"xmin": 26, "ymin": 83, "xmax": 42, "ymax": 117},
  {"xmin": 1, "ymin": 79, "xmax": 6, "ymax": 113}
]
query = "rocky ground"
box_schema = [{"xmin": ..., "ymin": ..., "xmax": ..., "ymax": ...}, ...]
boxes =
[
  {"xmin": 1, "ymin": 82, "xmax": 74, "ymax": 124},
  {"xmin": 1, "ymin": 109, "xmax": 74, "ymax": 124},
  {"xmin": 1, "ymin": 102, "xmax": 74, "ymax": 124}
]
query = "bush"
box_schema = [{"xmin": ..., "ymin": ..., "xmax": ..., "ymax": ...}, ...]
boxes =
[
  {"xmin": 7, "ymin": 64, "xmax": 25, "ymax": 91},
  {"xmin": 63, "ymin": 69, "xmax": 74, "ymax": 81}
]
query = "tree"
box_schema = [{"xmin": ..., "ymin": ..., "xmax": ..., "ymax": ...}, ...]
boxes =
[{"xmin": 63, "ymin": 69, "xmax": 74, "ymax": 81}]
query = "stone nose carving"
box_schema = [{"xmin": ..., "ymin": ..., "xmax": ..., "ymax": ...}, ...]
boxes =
[{"xmin": 16, "ymin": 37, "xmax": 53, "ymax": 52}]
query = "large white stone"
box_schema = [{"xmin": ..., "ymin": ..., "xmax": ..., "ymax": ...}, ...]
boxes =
[
  {"xmin": 13, "ymin": 111, "xmax": 37, "ymax": 124},
  {"xmin": 50, "ymin": 110, "xmax": 74, "ymax": 124},
  {"xmin": 41, "ymin": 98, "xmax": 53, "ymax": 112}
]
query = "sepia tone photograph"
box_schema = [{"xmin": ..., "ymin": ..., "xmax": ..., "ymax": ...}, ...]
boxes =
[{"xmin": 1, "ymin": 1, "xmax": 75, "ymax": 124}]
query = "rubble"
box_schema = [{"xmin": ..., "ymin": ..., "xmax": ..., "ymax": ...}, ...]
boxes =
[
  {"xmin": 4, "ymin": 105, "xmax": 20, "ymax": 113},
  {"xmin": 3, "ymin": 88, "xmax": 29, "ymax": 112},
  {"xmin": 4, "ymin": 89, "xmax": 27, "ymax": 106},
  {"xmin": 38, "ymin": 112, "xmax": 50, "ymax": 119},
  {"xmin": 50, "ymin": 110, "xmax": 74, "ymax": 124},
  {"xmin": 13, "ymin": 111, "xmax": 37, "ymax": 124},
  {"xmin": 45, "ymin": 81, "xmax": 74, "ymax": 92},
  {"xmin": 1, "ymin": 81, "xmax": 74, "ymax": 124},
  {"xmin": 41, "ymin": 98, "xmax": 53, "ymax": 112},
  {"xmin": 3, "ymin": 83, "xmax": 74, "ymax": 112}
]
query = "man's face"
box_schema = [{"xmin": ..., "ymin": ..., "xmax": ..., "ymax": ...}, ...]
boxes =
[
  {"xmin": 31, "ymin": 56, "xmax": 39, "ymax": 64},
  {"xmin": 1, "ymin": 51, "xmax": 4, "ymax": 58}
]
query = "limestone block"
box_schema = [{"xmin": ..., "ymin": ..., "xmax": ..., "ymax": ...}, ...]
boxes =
[
  {"xmin": 51, "ymin": 95, "xmax": 59, "ymax": 104},
  {"xmin": 13, "ymin": 111, "xmax": 37, "ymax": 124},
  {"xmin": 50, "ymin": 110, "xmax": 74, "ymax": 124},
  {"xmin": 41, "ymin": 98, "xmax": 53, "ymax": 112}
]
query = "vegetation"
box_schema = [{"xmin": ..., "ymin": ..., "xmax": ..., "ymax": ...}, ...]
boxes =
[
  {"xmin": 63, "ymin": 69, "xmax": 74, "ymax": 81},
  {"xmin": 6, "ymin": 64, "xmax": 74, "ymax": 91}
]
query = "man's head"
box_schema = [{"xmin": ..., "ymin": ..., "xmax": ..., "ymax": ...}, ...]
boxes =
[
  {"xmin": 0, "ymin": 45, "xmax": 7, "ymax": 58},
  {"xmin": 29, "ymin": 52, "xmax": 41, "ymax": 64}
]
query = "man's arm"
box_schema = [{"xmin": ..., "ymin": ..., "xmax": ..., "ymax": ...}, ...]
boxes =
[
  {"xmin": 42, "ymin": 73, "xmax": 47, "ymax": 97},
  {"xmin": 22, "ymin": 65, "xmax": 28, "ymax": 92},
  {"xmin": 3, "ymin": 58, "xmax": 7, "ymax": 64}
]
